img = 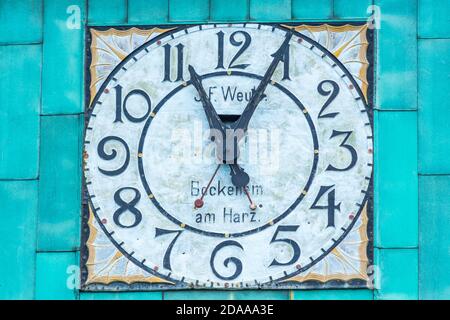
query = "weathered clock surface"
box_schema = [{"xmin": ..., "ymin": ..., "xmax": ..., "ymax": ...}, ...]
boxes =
[{"xmin": 83, "ymin": 23, "xmax": 373, "ymax": 289}]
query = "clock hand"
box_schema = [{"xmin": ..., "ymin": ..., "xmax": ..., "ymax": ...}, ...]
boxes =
[
  {"xmin": 188, "ymin": 65, "xmax": 254, "ymax": 198},
  {"xmin": 189, "ymin": 65, "xmax": 233, "ymax": 164},
  {"xmin": 225, "ymin": 32, "xmax": 292, "ymax": 192},
  {"xmin": 229, "ymin": 164, "xmax": 257, "ymax": 210},
  {"xmin": 229, "ymin": 163, "xmax": 249, "ymax": 188},
  {"xmin": 188, "ymin": 65, "xmax": 225, "ymax": 133},
  {"xmin": 194, "ymin": 164, "xmax": 221, "ymax": 209},
  {"xmin": 244, "ymin": 188, "xmax": 258, "ymax": 211},
  {"xmin": 234, "ymin": 31, "xmax": 293, "ymax": 134}
]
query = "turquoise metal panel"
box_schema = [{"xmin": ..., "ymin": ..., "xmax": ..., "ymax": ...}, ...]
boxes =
[
  {"xmin": 128, "ymin": 0, "xmax": 169, "ymax": 24},
  {"xmin": 334, "ymin": 0, "xmax": 372, "ymax": 19},
  {"xmin": 169, "ymin": 0, "xmax": 209, "ymax": 21},
  {"xmin": 0, "ymin": 0, "xmax": 42, "ymax": 44},
  {"xmin": 375, "ymin": 0, "xmax": 417, "ymax": 110},
  {"xmin": 418, "ymin": 0, "xmax": 450, "ymax": 38},
  {"xmin": 210, "ymin": 0, "xmax": 249, "ymax": 21},
  {"xmin": 0, "ymin": 44, "xmax": 41, "ymax": 179},
  {"xmin": 0, "ymin": 181, "xmax": 38, "ymax": 299},
  {"xmin": 418, "ymin": 39, "xmax": 450, "ymax": 174},
  {"xmin": 292, "ymin": 0, "xmax": 332, "ymax": 20},
  {"xmin": 293, "ymin": 289, "xmax": 373, "ymax": 300},
  {"xmin": 88, "ymin": 0, "xmax": 127, "ymax": 25},
  {"xmin": 164, "ymin": 290, "xmax": 289, "ymax": 300},
  {"xmin": 374, "ymin": 111, "xmax": 418, "ymax": 248},
  {"xmin": 37, "ymin": 115, "xmax": 83, "ymax": 251},
  {"xmin": 249, "ymin": 0, "xmax": 292, "ymax": 21},
  {"xmin": 374, "ymin": 248, "xmax": 418, "ymax": 300},
  {"xmin": 419, "ymin": 175, "xmax": 450, "ymax": 300},
  {"xmin": 80, "ymin": 292, "xmax": 163, "ymax": 300},
  {"xmin": 35, "ymin": 252, "xmax": 78, "ymax": 300},
  {"xmin": 164, "ymin": 291, "xmax": 233, "ymax": 300},
  {"xmin": 231, "ymin": 291, "xmax": 289, "ymax": 300},
  {"xmin": 42, "ymin": 0, "xmax": 85, "ymax": 114}
]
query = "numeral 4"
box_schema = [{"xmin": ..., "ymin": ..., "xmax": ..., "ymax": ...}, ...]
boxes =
[{"xmin": 310, "ymin": 186, "xmax": 341, "ymax": 228}]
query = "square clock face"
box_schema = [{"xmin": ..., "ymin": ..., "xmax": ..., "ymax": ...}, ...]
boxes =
[{"xmin": 81, "ymin": 23, "xmax": 374, "ymax": 291}]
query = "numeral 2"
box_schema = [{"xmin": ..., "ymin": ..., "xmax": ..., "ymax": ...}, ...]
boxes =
[{"xmin": 317, "ymin": 80, "xmax": 340, "ymax": 119}]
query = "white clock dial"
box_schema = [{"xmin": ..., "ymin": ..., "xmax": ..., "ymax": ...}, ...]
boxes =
[{"xmin": 84, "ymin": 23, "xmax": 373, "ymax": 288}]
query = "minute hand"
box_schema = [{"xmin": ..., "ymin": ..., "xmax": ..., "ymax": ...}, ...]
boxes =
[
  {"xmin": 188, "ymin": 65, "xmax": 224, "ymax": 133},
  {"xmin": 234, "ymin": 31, "xmax": 293, "ymax": 133}
]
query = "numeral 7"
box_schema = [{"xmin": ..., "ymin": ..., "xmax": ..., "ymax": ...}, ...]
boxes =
[{"xmin": 155, "ymin": 228, "xmax": 183, "ymax": 271}]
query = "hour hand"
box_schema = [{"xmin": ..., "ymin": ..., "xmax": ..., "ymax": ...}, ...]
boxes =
[
  {"xmin": 229, "ymin": 164, "xmax": 250, "ymax": 188},
  {"xmin": 188, "ymin": 65, "xmax": 224, "ymax": 132}
]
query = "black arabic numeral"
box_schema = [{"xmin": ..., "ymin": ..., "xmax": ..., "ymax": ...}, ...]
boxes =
[
  {"xmin": 216, "ymin": 31, "xmax": 225, "ymax": 69},
  {"xmin": 317, "ymin": 80, "xmax": 340, "ymax": 119},
  {"xmin": 216, "ymin": 30, "xmax": 251, "ymax": 70},
  {"xmin": 271, "ymin": 43, "xmax": 290, "ymax": 80},
  {"xmin": 163, "ymin": 43, "xmax": 184, "ymax": 82},
  {"xmin": 154, "ymin": 228, "xmax": 183, "ymax": 271},
  {"xmin": 327, "ymin": 130, "xmax": 358, "ymax": 171},
  {"xmin": 269, "ymin": 225, "xmax": 300, "ymax": 266},
  {"xmin": 310, "ymin": 185, "xmax": 341, "ymax": 228},
  {"xmin": 210, "ymin": 240, "xmax": 243, "ymax": 281},
  {"xmin": 114, "ymin": 84, "xmax": 151, "ymax": 123},
  {"xmin": 113, "ymin": 187, "xmax": 142, "ymax": 228},
  {"xmin": 97, "ymin": 136, "xmax": 130, "ymax": 176}
]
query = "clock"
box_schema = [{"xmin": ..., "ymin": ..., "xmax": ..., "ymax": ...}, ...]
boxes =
[{"xmin": 83, "ymin": 23, "xmax": 373, "ymax": 289}]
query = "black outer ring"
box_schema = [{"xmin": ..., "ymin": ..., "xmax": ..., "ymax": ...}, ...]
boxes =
[
  {"xmin": 137, "ymin": 70, "xmax": 319, "ymax": 238},
  {"xmin": 82, "ymin": 23, "xmax": 374, "ymax": 289}
]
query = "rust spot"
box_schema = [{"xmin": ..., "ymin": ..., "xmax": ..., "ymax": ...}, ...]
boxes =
[
  {"xmin": 83, "ymin": 151, "xmax": 89, "ymax": 160},
  {"xmin": 104, "ymin": 88, "xmax": 109, "ymax": 94},
  {"xmin": 153, "ymin": 266, "xmax": 159, "ymax": 271},
  {"xmin": 368, "ymin": 148, "xmax": 373, "ymax": 154},
  {"xmin": 101, "ymin": 218, "xmax": 107, "ymax": 224},
  {"xmin": 296, "ymin": 264, "xmax": 301, "ymax": 270},
  {"xmin": 297, "ymin": 38, "xmax": 303, "ymax": 43},
  {"xmin": 349, "ymin": 84, "xmax": 354, "ymax": 89},
  {"xmin": 157, "ymin": 40, "xmax": 161, "ymax": 45},
  {"xmin": 349, "ymin": 214, "xmax": 355, "ymax": 220}
]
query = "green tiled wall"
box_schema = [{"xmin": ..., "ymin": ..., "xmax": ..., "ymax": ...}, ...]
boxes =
[{"xmin": 0, "ymin": 0, "xmax": 448, "ymax": 300}]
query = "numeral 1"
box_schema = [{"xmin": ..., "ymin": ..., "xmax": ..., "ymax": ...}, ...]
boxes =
[
  {"xmin": 273, "ymin": 44, "xmax": 290, "ymax": 81},
  {"xmin": 163, "ymin": 43, "xmax": 184, "ymax": 82}
]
